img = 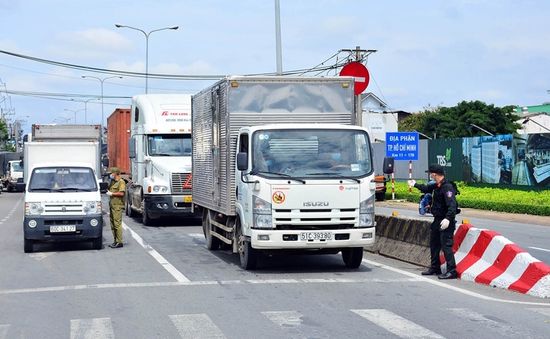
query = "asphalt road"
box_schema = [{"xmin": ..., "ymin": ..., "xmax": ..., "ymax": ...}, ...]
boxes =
[
  {"xmin": 375, "ymin": 199, "xmax": 550, "ymax": 265},
  {"xmin": 1, "ymin": 191, "xmax": 549, "ymax": 339}
]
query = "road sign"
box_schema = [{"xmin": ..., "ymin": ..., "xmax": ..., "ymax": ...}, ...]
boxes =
[
  {"xmin": 385, "ymin": 132, "xmax": 419, "ymax": 160},
  {"xmin": 339, "ymin": 61, "xmax": 370, "ymax": 95}
]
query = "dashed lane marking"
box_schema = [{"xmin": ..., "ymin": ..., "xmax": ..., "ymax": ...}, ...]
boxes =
[
  {"xmin": 528, "ymin": 246, "xmax": 550, "ymax": 253},
  {"xmin": 169, "ymin": 314, "xmax": 226, "ymax": 339},
  {"xmin": 70, "ymin": 318, "xmax": 114, "ymax": 339},
  {"xmin": 262, "ymin": 311, "xmax": 303, "ymax": 328}
]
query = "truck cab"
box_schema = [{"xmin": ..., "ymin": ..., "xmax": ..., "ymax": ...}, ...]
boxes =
[
  {"xmin": 4, "ymin": 160, "xmax": 24, "ymax": 192},
  {"xmin": 23, "ymin": 163, "xmax": 103, "ymax": 253},
  {"xmin": 126, "ymin": 94, "xmax": 195, "ymax": 225}
]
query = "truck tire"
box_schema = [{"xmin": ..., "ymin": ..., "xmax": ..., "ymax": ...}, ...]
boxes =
[
  {"xmin": 342, "ymin": 247, "xmax": 363, "ymax": 268},
  {"xmin": 92, "ymin": 237, "xmax": 103, "ymax": 250},
  {"xmin": 236, "ymin": 219, "xmax": 257, "ymax": 270},
  {"xmin": 203, "ymin": 210, "xmax": 220, "ymax": 250},
  {"xmin": 126, "ymin": 196, "xmax": 136, "ymax": 217},
  {"xmin": 24, "ymin": 239, "xmax": 33, "ymax": 253},
  {"xmin": 141, "ymin": 199, "xmax": 153, "ymax": 226}
]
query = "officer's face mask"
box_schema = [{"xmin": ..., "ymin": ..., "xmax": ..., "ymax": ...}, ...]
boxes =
[{"xmin": 110, "ymin": 174, "xmax": 115, "ymax": 180}]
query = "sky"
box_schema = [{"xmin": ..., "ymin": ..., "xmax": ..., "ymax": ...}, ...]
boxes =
[{"xmin": 0, "ymin": 0, "xmax": 549, "ymax": 133}]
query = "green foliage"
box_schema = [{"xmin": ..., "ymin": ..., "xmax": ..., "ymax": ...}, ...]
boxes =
[
  {"xmin": 0, "ymin": 120, "xmax": 8, "ymax": 142},
  {"xmin": 386, "ymin": 181, "xmax": 550, "ymax": 216},
  {"xmin": 399, "ymin": 101, "xmax": 522, "ymax": 138}
]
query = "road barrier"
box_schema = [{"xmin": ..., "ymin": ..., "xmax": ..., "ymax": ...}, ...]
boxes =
[{"xmin": 372, "ymin": 215, "xmax": 550, "ymax": 298}]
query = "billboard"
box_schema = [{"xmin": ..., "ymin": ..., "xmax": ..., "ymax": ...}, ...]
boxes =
[{"xmin": 429, "ymin": 138, "xmax": 463, "ymax": 181}]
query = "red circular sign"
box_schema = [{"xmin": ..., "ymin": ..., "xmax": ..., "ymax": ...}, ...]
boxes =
[{"xmin": 339, "ymin": 61, "xmax": 370, "ymax": 95}]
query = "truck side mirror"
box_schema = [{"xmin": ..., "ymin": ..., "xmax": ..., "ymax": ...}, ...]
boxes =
[
  {"xmin": 102, "ymin": 156, "xmax": 109, "ymax": 167},
  {"xmin": 383, "ymin": 157, "xmax": 394, "ymax": 174},
  {"xmin": 237, "ymin": 152, "xmax": 248, "ymax": 171}
]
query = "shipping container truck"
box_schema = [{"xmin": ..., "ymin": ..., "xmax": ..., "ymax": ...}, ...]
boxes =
[
  {"xmin": 126, "ymin": 94, "xmax": 196, "ymax": 225},
  {"xmin": 106, "ymin": 108, "xmax": 131, "ymax": 175},
  {"xmin": 192, "ymin": 76, "xmax": 376, "ymax": 270},
  {"xmin": 23, "ymin": 141, "xmax": 103, "ymax": 252}
]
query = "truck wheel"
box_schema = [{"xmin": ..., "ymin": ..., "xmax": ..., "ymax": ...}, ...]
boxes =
[
  {"xmin": 203, "ymin": 210, "xmax": 220, "ymax": 250},
  {"xmin": 236, "ymin": 219, "xmax": 257, "ymax": 270},
  {"xmin": 24, "ymin": 239, "xmax": 33, "ymax": 253},
  {"xmin": 141, "ymin": 199, "xmax": 153, "ymax": 226},
  {"xmin": 92, "ymin": 237, "xmax": 103, "ymax": 250},
  {"xmin": 342, "ymin": 247, "xmax": 363, "ymax": 268},
  {"xmin": 126, "ymin": 197, "xmax": 136, "ymax": 217}
]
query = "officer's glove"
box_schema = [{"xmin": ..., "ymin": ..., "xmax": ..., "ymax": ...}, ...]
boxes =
[
  {"xmin": 106, "ymin": 191, "xmax": 113, "ymax": 196},
  {"xmin": 440, "ymin": 218, "xmax": 450, "ymax": 230},
  {"xmin": 407, "ymin": 179, "xmax": 416, "ymax": 187}
]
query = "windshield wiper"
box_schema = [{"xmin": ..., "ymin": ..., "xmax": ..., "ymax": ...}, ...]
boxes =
[
  {"xmin": 306, "ymin": 172, "xmax": 361, "ymax": 183},
  {"xmin": 249, "ymin": 169, "xmax": 306, "ymax": 184},
  {"xmin": 152, "ymin": 153, "xmax": 172, "ymax": 156},
  {"xmin": 29, "ymin": 187, "xmax": 53, "ymax": 192},
  {"xmin": 57, "ymin": 187, "xmax": 95, "ymax": 192}
]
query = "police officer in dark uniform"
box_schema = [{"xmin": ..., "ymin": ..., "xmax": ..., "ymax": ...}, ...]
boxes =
[
  {"xmin": 409, "ymin": 164, "xmax": 458, "ymax": 279},
  {"xmin": 107, "ymin": 167, "xmax": 126, "ymax": 248}
]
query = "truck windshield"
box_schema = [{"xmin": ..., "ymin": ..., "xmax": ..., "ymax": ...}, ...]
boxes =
[
  {"xmin": 28, "ymin": 167, "xmax": 97, "ymax": 192},
  {"xmin": 252, "ymin": 129, "xmax": 373, "ymax": 179},
  {"xmin": 11, "ymin": 161, "xmax": 23, "ymax": 172},
  {"xmin": 147, "ymin": 134, "xmax": 191, "ymax": 156}
]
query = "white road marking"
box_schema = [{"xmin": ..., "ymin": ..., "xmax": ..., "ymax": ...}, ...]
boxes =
[
  {"xmin": 169, "ymin": 314, "xmax": 226, "ymax": 339},
  {"xmin": 122, "ymin": 221, "xmax": 190, "ymax": 283},
  {"xmin": 527, "ymin": 307, "xmax": 550, "ymax": 317},
  {"xmin": 361, "ymin": 258, "xmax": 550, "ymax": 306},
  {"xmin": 528, "ymin": 246, "xmax": 550, "ymax": 253},
  {"xmin": 448, "ymin": 308, "xmax": 526, "ymax": 337},
  {"xmin": 70, "ymin": 318, "xmax": 114, "ymax": 339},
  {"xmin": 29, "ymin": 252, "xmax": 55, "ymax": 261},
  {"xmin": 0, "ymin": 325, "xmax": 9, "ymax": 339},
  {"xmin": 262, "ymin": 311, "xmax": 303, "ymax": 328},
  {"xmin": 188, "ymin": 233, "xmax": 205, "ymax": 239},
  {"xmin": 351, "ymin": 309, "xmax": 445, "ymax": 338}
]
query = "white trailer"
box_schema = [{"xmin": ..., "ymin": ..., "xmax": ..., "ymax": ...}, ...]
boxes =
[
  {"xmin": 23, "ymin": 141, "xmax": 103, "ymax": 252},
  {"xmin": 192, "ymin": 76, "xmax": 376, "ymax": 269},
  {"xmin": 126, "ymin": 94, "xmax": 196, "ymax": 225}
]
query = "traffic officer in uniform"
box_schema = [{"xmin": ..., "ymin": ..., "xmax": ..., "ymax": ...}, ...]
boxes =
[
  {"xmin": 409, "ymin": 164, "xmax": 458, "ymax": 279},
  {"xmin": 107, "ymin": 167, "xmax": 126, "ymax": 248}
]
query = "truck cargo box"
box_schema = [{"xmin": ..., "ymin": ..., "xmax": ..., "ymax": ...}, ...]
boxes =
[{"xmin": 32, "ymin": 124, "xmax": 101, "ymax": 142}]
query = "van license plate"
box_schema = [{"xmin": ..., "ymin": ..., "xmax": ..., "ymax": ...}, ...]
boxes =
[
  {"xmin": 50, "ymin": 225, "xmax": 76, "ymax": 233},
  {"xmin": 300, "ymin": 232, "xmax": 332, "ymax": 241}
]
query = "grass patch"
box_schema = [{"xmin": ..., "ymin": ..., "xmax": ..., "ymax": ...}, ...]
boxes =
[{"xmin": 384, "ymin": 181, "xmax": 550, "ymax": 216}]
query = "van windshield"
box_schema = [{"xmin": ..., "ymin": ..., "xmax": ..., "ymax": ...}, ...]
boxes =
[
  {"xmin": 28, "ymin": 167, "xmax": 97, "ymax": 192},
  {"xmin": 147, "ymin": 134, "xmax": 191, "ymax": 156}
]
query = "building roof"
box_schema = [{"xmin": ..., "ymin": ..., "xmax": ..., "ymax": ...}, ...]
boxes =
[{"xmin": 515, "ymin": 104, "xmax": 550, "ymax": 115}]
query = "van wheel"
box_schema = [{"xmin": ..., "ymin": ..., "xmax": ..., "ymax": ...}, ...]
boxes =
[
  {"xmin": 141, "ymin": 199, "xmax": 152, "ymax": 226},
  {"xmin": 92, "ymin": 237, "xmax": 103, "ymax": 250},
  {"xmin": 24, "ymin": 239, "xmax": 33, "ymax": 253},
  {"xmin": 342, "ymin": 247, "xmax": 363, "ymax": 268},
  {"xmin": 236, "ymin": 219, "xmax": 257, "ymax": 270},
  {"xmin": 203, "ymin": 210, "xmax": 220, "ymax": 250}
]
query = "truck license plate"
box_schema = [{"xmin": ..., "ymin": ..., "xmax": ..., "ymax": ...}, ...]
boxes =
[
  {"xmin": 50, "ymin": 225, "xmax": 76, "ymax": 233},
  {"xmin": 300, "ymin": 232, "xmax": 332, "ymax": 241},
  {"xmin": 183, "ymin": 195, "xmax": 192, "ymax": 203}
]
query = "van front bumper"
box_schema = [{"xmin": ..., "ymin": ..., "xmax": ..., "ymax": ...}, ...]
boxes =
[{"xmin": 24, "ymin": 214, "xmax": 103, "ymax": 241}]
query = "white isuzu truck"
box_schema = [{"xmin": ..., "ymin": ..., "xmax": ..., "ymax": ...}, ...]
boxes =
[
  {"xmin": 126, "ymin": 94, "xmax": 196, "ymax": 225},
  {"xmin": 23, "ymin": 140, "xmax": 103, "ymax": 253},
  {"xmin": 192, "ymin": 76, "xmax": 376, "ymax": 269}
]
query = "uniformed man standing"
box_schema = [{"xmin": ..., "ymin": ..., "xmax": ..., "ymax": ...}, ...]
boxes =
[
  {"xmin": 409, "ymin": 164, "xmax": 458, "ymax": 279},
  {"xmin": 107, "ymin": 167, "xmax": 126, "ymax": 248}
]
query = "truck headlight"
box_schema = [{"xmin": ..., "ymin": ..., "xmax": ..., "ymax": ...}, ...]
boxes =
[
  {"xmin": 84, "ymin": 201, "xmax": 102, "ymax": 214},
  {"xmin": 25, "ymin": 202, "xmax": 44, "ymax": 216},
  {"xmin": 152, "ymin": 185, "xmax": 168, "ymax": 193},
  {"xmin": 359, "ymin": 195, "xmax": 375, "ymax": 227},
  {"xmin": 253, "ymin": 196, "xmax": 273, "ymax": 229}
]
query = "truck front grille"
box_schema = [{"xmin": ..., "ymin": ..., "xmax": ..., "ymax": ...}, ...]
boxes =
[
  {"xmin": 171, "ymin": 173, "xmax": 192, "ymax": 194},
  {"xmin": 273, "ymin": 208, "xmax": 358, "ymax": 230}
]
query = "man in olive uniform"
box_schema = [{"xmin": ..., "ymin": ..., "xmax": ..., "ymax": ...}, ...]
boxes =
[
  {"xmin": 107, "ymin": 167, "xmax": 126, "ymax": 248},
  {"xmin": 409, "ymin": 164, "xmax": 459, "ymax": 279}
]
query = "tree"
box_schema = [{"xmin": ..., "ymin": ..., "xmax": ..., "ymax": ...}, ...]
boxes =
[
  {"xmin": 399, "ymin": 101, "xmax": 521, "ymax": 138},
  {"xmin": 0, "ymin": 119, "xmax": 9, "ymax": 150}
]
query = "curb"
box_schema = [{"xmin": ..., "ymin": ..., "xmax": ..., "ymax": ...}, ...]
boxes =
[{"xmin": 447, "ymin": 224, "xmax": 550, "ymax": 298}]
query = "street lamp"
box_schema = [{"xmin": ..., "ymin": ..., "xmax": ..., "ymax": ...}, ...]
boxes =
[
  {"xmin": 470, "ymin": 123, "xmax": 494, "ymax": 136},
  {"xmin": 81, "ymin": 75, "xmax": 122, "ymax": 127},
  {"xmin": 64, "ymin": 108, "xmax": 85, "ymax": 124},
  {"xmin": 115, "ymin": 24, "xmax": 179, "ymax": 93},
  {"xmin": 82, "ymin": 98, "xmax": 99, "ymax": 124}
]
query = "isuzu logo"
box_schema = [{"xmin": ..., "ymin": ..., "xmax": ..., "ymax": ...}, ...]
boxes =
[{"xmin": 303, "ymin": 201, "xmax": 329, "ymax": 207}]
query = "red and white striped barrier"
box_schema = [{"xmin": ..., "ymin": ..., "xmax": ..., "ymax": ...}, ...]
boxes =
[{"xmin": 441, "ymin": 224, "xmax": 550, "ymax": 298}]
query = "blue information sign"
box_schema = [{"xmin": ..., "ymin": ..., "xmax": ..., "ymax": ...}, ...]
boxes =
[{"xmin": 385, "ymin": 132, "xmax": 419, "ymax": 160}]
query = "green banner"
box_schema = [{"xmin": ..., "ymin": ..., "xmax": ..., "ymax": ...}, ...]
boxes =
[{"xmin": 428, "ymin": 138, "xmax": 463, "ymax": 181}]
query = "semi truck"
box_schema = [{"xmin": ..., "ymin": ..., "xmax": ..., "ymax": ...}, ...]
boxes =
[
  {"xmin": 192, "ymin": 76, "xmax": 376, "ymax": 269},
  {"xmin": 125, "ymin": 94, "xmax": 196, "ymax": 225},
  {"xmin": 23, "ymin": 140, "xmax": 103, "ymax": 252}
]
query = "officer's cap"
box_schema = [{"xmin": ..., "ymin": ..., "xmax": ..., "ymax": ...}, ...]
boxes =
[
  {"xmin": 425, "ymin": 164, "xmax": 445, "ymax": 175},
  {"xmin": 109, "ymin": 167, "xmax": 121, "ymax": 174}
]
